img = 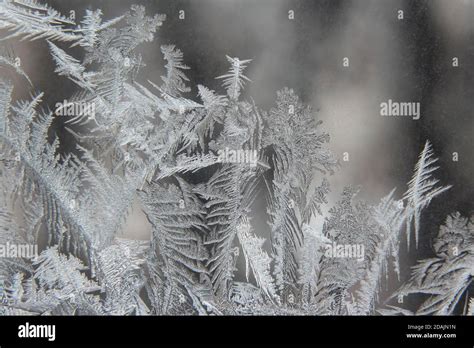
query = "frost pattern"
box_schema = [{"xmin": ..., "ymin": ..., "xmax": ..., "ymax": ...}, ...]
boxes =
[{"xmin": 0, "ymin": 1, "xmax": 470, "ymax": 316}]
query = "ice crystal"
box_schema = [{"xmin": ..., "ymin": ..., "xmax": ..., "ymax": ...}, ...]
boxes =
[{"xmin": 0, "ymin": 0, "xmax": 468, "ymax": 317}]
